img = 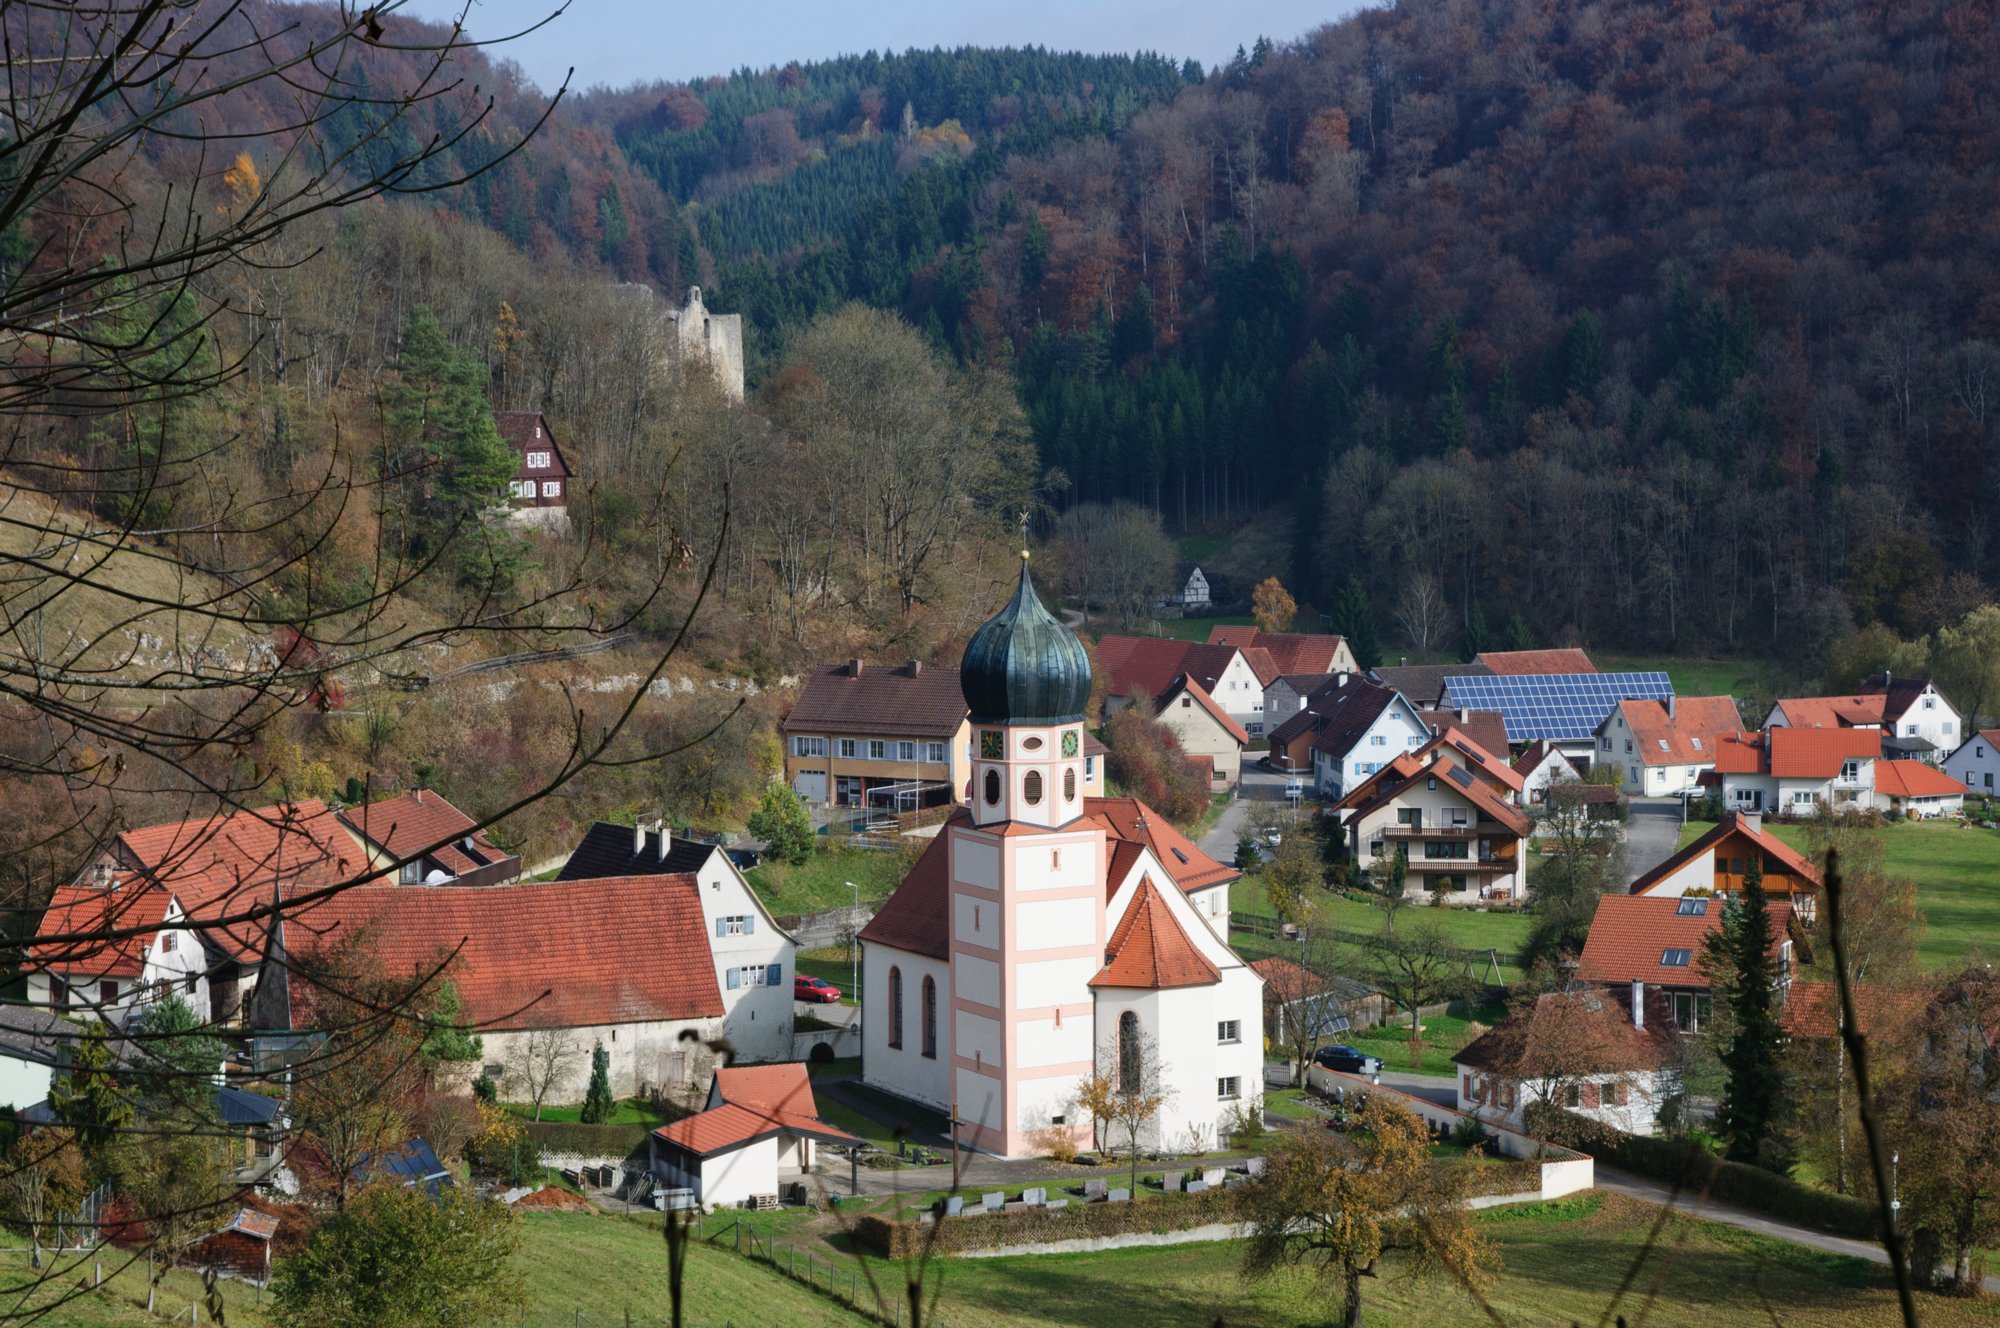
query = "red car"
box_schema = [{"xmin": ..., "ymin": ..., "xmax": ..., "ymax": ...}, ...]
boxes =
[{"xmin": 793, "ymin": 975, "xmax": 842, "ymax": 1003}]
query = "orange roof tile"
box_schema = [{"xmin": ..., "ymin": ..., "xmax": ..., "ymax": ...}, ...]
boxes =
[
  {"xmin": 340, "ymin": 789, "xmax": 513, "ymax": 879},
  {"xmin": 1780, "ymin": 982, "xmax": 1928, "ymax": 1039},
  {"xmin": 857, "ymin": 822, "xmax": 956, "ymax": 960},
  {"xmin": 1430, "ymin": 727, "xmax": 1525, "ymax": 793},
  {"xmin": 1339, "ymin": 754, "xmax": 1532, "ymax": 837},
  {"xmin": 283, "ymin": 875, "xmax": 723, "ymax": 1031},
  {"xmin": 1418, "ymin": 708, "xmax": 1511, "ymax": 763},
  {"xmin": 1096, "ymin": 638, "xmax": 1256, "ymax": 705},
  {"xmin": 1082, "ymin": 797, "xmax": 1238, "ymax": 892},
  {"xmin": 1206, "ymin": 627, "xmax": 1351, "ymax": 675},
  {"xmin": 1453, "ymin": 988, "xmax": 1680, "ymax": 1074},
  {"xmin": 1768, "ymin": 728, "xmax": 1881, "ymax": 778},
  {"xmin": 1874, "ymin": 759, "xmax": 1967, "ymax": 798},
  {"xmin": 1477, "ymin": 648, "xmax": 1596, "ymax": 675},
  {"xmin": 1156, "ymin": 674, "xmax": 1250, "ymax": 745},
  {"xmin": 28, "ymin": 879, "xmax": 170, "ymax": 977},
  {"xmin": 1576, "ymin": 894, "xmax": 1793, "ymax": 988},
  {"xmin": 1628, "ymin": 812, "xmax": 1822, "ymax": 896},
  {"xmin": 713, "ymin": 1064, "xmax": 819, "ymax": 1117},
  {"xmin": 655, "ymin": 1063, "xmax": 859, "ymax": 1157},
  {"xmin": 1612, "ymin": 697, "xmax": 1744, "ymax": 766},
  {"xmin": 1248, "ymin": 956, "xmax": 1334, "ymax": 1001},
  {"xmin": 1090, "ymin": 877, "xmax": 1222, "ymax": 990},
  {"xmin": 1772, "ymin": 695, "xmax": 1888, "ymax": 729}
]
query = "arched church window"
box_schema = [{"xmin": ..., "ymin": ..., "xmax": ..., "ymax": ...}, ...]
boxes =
[
  {"xmin": 888, "ymin": 967, "xmax": 904, "ymax": 1049},
  {"xmin": 984, "ymin": 769, "xmax": 1001, "ymax": 805},
  {"xmin": 1064, "ymin": 768, "xmax": 1077, "ymax": 801},
  {"xmin": 1024, "ymin": 770, "xmax": 1044, "ymax": 805},
  {"xmin": 1118, "ymin": 1011, "xmax": 1142, "ymax": 1094},
  {"xmin": 921, "ymin": 977, "xmax": 938, "ymax": 1059}
]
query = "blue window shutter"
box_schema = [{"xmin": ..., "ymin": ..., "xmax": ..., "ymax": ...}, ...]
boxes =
[
  {"xmin": 726, "ymin": 968, "xmax": 740, "ymax": 990},
  {"xmin": 745, "ymin": 915, "xmax": 755, "ymax": 935},
  {"xmin": 767, "ymin": 963, "xmax": 781, "ymax": 986},
  {"xmin": 715, "ymin": 918, "xmax": 725, "ymax": 939}
]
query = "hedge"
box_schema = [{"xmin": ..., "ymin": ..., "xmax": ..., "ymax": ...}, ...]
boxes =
[
  {"xmin": 853, "ymin": 1187, "xmax": 1242, "ymax": 1258},
  {"xmin": 1528, "ymin": 1105, "xmax": 1879, "ymax": 1241},
  {"xmin": 520, "ymin": 1120, "xmax": 653, "ymax": 1159}
]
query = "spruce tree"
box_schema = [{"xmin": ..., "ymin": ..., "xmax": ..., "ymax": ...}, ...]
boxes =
[
  {"xmin": 1461, "ymin": 603, "xmax": 1489, "ymax": 661},
  {"xmin": 1330, "ymin": 576, "xmax": 1382, "ymax": 671},
  {"xmin": 580, "ymin": 1042, "xmax": 613, "ymax": 1124},
  {"xmin": 1707, "ymin": 856, "xmax": 1787, "ymax": 1169}
]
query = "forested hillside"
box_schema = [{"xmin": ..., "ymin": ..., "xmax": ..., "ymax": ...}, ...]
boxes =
[{"xmin": 561, "ymin": 0, "xmax": 2000, "ymax": 662}]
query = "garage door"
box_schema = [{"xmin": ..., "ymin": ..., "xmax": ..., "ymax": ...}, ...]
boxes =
[{"xmin": 793, "ymin": 771, "xmax": 826, "ymax": 803}]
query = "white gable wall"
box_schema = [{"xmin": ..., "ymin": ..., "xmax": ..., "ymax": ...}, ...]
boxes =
[
  {"xmin": 1945, "ymin": 734, "xmax": 2000, "ymax": 794},
  {"xmin": 689, "ymin": 852, "xmax": 795, "ymax": 1063}
]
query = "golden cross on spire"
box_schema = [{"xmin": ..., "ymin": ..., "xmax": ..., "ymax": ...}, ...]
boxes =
[{"xmin": 1017, "ymin": 509, "xmax": 1032, "ymax": 560}]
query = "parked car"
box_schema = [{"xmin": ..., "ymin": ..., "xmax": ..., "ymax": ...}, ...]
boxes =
[
  {"xmin": 725, "ymin": 847, "xmax": 762, "ymax": 870},
  {"xmin": 794, "ymin": 975, "xmax": 842, "ymax": 1004},
  {"xmin": 1312, "ymin": 1044, "xmax": 1383, "ymax": 1075}
]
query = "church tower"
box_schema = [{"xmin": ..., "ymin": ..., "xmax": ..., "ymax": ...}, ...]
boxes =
[{"xmin": 947, "ymin": 551, "xmax": 1107, "ymax": 1154}]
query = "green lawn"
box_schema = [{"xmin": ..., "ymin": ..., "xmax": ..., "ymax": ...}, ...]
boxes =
[
  {"xmin": 1598, "ymin": 653, "xmax": 1783, "ymax": 705},
  {"xmin": 747, "ymin": 845, "xmax": 912, "ymax": 916},
  {"xmin": 1229, "ymin": 876, "xmax": 1534, "ymax": 983},
  {"xmin": 1346, "ymin": 1002, "xmax": 1507, "ymax": 1076},
  {"xmin": 1147, "ymin": 614, "xmax": 1255, "ymax": 643},
  {"xmin": 1, "ymin": 1209, "xmax": 872, "ymax": 1328},
  {"xmin": 503, "ymin": 1097, "xmax": 669, "ymax": 1126},
  {"xmin": 912, "ymin": 1193, "xmax": 1993, "ymax": 1328},
  {"xmin": 1679, "ymin": 818, "xmax": 2000, "ymax": 970}
]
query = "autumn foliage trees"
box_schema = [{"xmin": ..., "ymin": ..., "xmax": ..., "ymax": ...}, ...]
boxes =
[{"xmin": 1103, "ymin": 701, "xmax": 1211, "ymax": 826}]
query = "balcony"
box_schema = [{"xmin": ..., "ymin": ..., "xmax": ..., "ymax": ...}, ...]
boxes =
[
  {"xmin": 1402, "ymin": 857, "xmax": 1514, "ymax": 875},
  {"xmin": 1381, "ymin": 822, "xmax": 1477, "ymax": 838}
]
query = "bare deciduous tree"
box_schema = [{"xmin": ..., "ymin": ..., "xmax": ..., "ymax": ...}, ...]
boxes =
[
  {"xmin": 1393, "ymin": 570, "xmax": 1450, "ymax": 654},
  {"xmin": 510, "ymin": 1027, "xmax": 582, "ymax": 1122}
]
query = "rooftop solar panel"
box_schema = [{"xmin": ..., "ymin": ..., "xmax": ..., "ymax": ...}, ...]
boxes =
[{"xmin": 1439, "ymin": 672, "xmax": 1674, "ymax": 742}]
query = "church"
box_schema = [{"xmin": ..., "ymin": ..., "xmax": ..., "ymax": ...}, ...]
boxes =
[{"xmin": 858, "ymin": 555, "xmax": 1265, "ymax": 1158}]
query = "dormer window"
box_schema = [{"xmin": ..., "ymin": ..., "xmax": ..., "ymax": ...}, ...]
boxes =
[{"xmin": 526, "ymin": 450, "xmax": 550, "ymax": 470}]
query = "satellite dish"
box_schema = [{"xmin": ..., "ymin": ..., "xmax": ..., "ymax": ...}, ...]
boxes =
[{"xmin": 423, "ymin": 869, "xmax": 452, "ymax": 885}]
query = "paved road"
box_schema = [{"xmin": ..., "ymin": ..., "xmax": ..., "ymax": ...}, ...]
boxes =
[{"xmin": 1623, "ymin": 795, "xmax": 1686, "ymax": 884}]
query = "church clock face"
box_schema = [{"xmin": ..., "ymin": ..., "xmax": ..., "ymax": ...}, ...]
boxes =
[
  {"xmin": 1061, "ymin": 730, "xmax": 1079, "ymax": 758},
  {"xmin": 981, "ymin": 730, "xmax": 1004, "ymax": 760}
]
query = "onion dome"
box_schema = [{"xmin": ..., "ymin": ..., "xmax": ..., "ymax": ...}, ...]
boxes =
[{"xmin": 960, "ymin": 554, "xmax": 1092, "ymax": 726}]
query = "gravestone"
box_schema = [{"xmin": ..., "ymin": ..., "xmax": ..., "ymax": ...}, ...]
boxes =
[
  {"xmin": 1203, "ymin": 1168, "xmax": 1225, "ymax": 1186},
  {"xmin": 1023, "ymin": 1187, "xmax": 1046, "ymax": 1207},
  {"xmin": 1046, "ymin": 1198, "xmax": 1069, "ymax": 1209},
  {"xmin": 1084, "ymin": 1179, "xmax": 1107, "ymax": 1199},
  {"xmin": 1246, "ymin": 1157, "xmax": 1266, "ymax": 1178},
  {"xmin": 982, "ymin": 1192, "xmax": 1005, "ymax": 1212},
  {"xmin": 1162, "ymin": 1171, "xmax": 1183, "ymax": 1193},
  {"xmin": 1186, "ymin": 1180, "xmax": 1208, "ymax": 1194},
  {"xmin": 944, "ymin": 1196, "xmax": 963, "ymax": 1217},
  {"xmin": 1108, "ymin": 1188, "xmax": 1130, "ymax": 1203}
]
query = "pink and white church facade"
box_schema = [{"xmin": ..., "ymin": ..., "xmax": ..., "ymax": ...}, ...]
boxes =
[{"xmin": 858, "ymin": 557, "xmax": 1265, "ymax": 1157}]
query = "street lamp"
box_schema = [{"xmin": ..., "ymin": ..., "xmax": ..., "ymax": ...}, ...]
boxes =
[
  {"xmin": 1891, "ymin": 1148, "xmax": 1901, "ymax": 1235},
  {"xmin": 846, "ymin": 880, "xmax": 861, "ymax": 1033}
]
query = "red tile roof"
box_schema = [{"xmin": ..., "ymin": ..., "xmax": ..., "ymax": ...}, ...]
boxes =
[
  {"xmin": 1576, "ymin": 894, "xmax": 1793, "ymax": 988},
  {"xmin": 28, "ymin": 879, "xmax": 169, "ymax": 977},
  {"xmin": 1249, "ymin": 956, "xmax": 1334, "ymax": 1001},
  {"xmin": 1097, "ymin": 638, "xmax": 1256, "ymax": 704},
  {"xmin": 1156, "ymin": 675, "xmax": 1250, "ymax": 745},
  {"xmin": 1082, "ymin": 797, "xmax": 1238, "ymax": 893},
  {"xmin": 1339, "ymin": 751, "xmax": 1532, "ymax": 836},
  {"xmin": 654, "ymin": 1063, "xmax": 859, "ymax": 1157},
  {"xmin": 783, "ymin": 660, "xmax": 967, "ymax": 738},
  {"xmin": 1477, "ymin": 649, "xmax": 1596, "ymax": 675},
  {"xmin": 1206, "ymin": 627, "xmax": 1350, "ymax": 676},
  {"xmin": 283, "ymin": 875, "xmax": 724, "ymax": 1031},
  {"xmin": 1716, "ymin": 727, "xmax": 1882, "ymax": 779},
  {"xmin": 1610, "ymin": 697, "xmax": 1745, "ymax": 767},
  {"xmin": 856, "ymin": 825, "xmax": 955, "ymax": 960},
  {"xmin": 1418, "ymin": 709, "xmax": 1511, "ymax": 763},
  {"xmin": 1428, "ymin": 726, "xmax": 1525, "ymax": 794},
  {"xmin": 1771, "ymin": 695, "xmax": 1888, "ymax": 729},
  {"xmin": 1781, "ymin": 981, "xmax": 1928, "ymax": 1039},
  {"xmin": 1627, "ymin": 812, "xmax": 1823, "ymax": 897},
  {"xmin": 1874, "ymin": 759, "xmax": 1966, "ymax": 799},
  {"xmin": 1090, "ymin": 877, "xmax": 1221, "ymax": 990},
  {"xmin": 340, "ymin": 790, "xmax": 514, "ymax": 879}
]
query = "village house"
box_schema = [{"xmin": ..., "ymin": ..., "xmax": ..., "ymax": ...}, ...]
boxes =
[
  {"xmin": 260, "ymin": 875, "xmax": 749, "ymax": 1102},
  {"xmin": 28, "ymin": 800, "xmax": 373, "ymax": 1028},
  {"xmin": 1158, "ymin": 564, "xmax": 1215, "ymax": 615},
  {"xmin": 1265, "ymin": 676, "xmax": 1428, "ymax": 795},
  {"xmin": 338, "ymin": 789, "xmax": 519, "ymax": 887},
  {"xmin": 1593, "ymin": 696, "xmax": 1744, "ymax": 797},
  {"xmin": 1476, "ymin": 648, "xmax": 1597, "ymax": 675},
  {"xmin": 1872, "ymin": 759, "xmax": 1967, "ymax": 817},
  {"xmin": 858, "ymin": 559, "xmax": 1261, "ymax": 1158},
  {"xmin": 1943, "ymin": 729, "xmax": 2000, "ymax": 795},
  {"xmin": 1765, "ymin": 674, "xmax": 1962, "ymax": 763},
  {"xmin": 494, "ymin": 410, "xmax": 572, "ymax": 524},
  {"xmin": 1153, "ymin": 674, "xmax": 1248, "ymax": 787},
  {"xmin": 1333, "ymin": 728, "xmax": 1531, "ymax": 904},
  {"xmin": 1263, "ymin": 673, "xmax": 1338, "ymax": 729},
  {"xmin": 1207, "ymin": 626, "xmax": 1357, "ymax": 677},
  {"xmin": 1416, "ymin": 707, "xmax": 1510, "ymax": 762},
  {"xmin": 1627, "ymin": 811, "xmax": 1823, "ymax": 918},
  {"xmin": 1513, "ymin": 741, "xmax": 1585, "ymax": 805},
  {"xmin": 556, "ymin": 820, "xmax": 796, "ymax": 1063},
  {"xmin": 781, "ymin": 659, "xmax": 971, "ymax": 812},
  {"xmin": 1710, "ymin": 730, "xmax": 1965, "ymax": 818},
  {"xmin": 1576, "ymin": 893, "xmax": 1799, "ymax": 1033},
  {"xmin": 649, "ymin": 1064, "xmax": 859, "ymax": 1209},
  {"xmin": 1096, "ymin": 636, "xmax": 1277, "ymax": 736},
  {"xmin": 1454, "ymin": 984, "xmax": 1681, "ymax": 1136},
  {"xmin": 1442, "ymin": 670, "xmax": 1676, "ymax": 767}
]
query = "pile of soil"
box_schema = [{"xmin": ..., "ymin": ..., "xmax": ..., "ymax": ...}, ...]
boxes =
[{"xmin": 512, "ymin": 1186, "xmax": 594, "ymax": 1212}]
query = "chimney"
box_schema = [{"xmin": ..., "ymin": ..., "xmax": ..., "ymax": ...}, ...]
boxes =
[
  {"xmin": 1456, "ymin": 707, "xmax": 1469, "ymax": 724},
  {"xmin": 907, "ymin": 659, "xmax": 921, "ymax": 676},
  {"xmin": 656, "ymin": 820, "xmax": 671, "ymax": 862},
  {"xmin": 633, "ymin": 821, "xmax": 645, "ymax": 855},
  {"xmin": 1337, "ymin": 674, "xmax": 1349, "ymax": 688},
  {"xmin": 849, "ymin": 659, "xmax": 864, "ymax": 677},
  {"xmin": 1741, "ymin": 811, "xmax": 1762, "ymax": 835},
  {"xmin": 1631, "ymin": 979, "xmax": 1645, "ymax": 1031},
  {"xmin": 414, "ymin": 788, "xmax": 424, "ymax": 804},
  {"xmin": 1666, "ymin": 695, "xmax": 1676, "ymax": 720}
]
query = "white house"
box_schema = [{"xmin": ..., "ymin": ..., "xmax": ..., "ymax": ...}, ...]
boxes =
[
  {"xmin": 1265, "ymin": 679, "xmax": 1428, "ymax": 797},
  {"xmin": 1096, "ymin": 637, "xmax": 1275, "ymax": 736},
  {"xmin": 1944, "ymin": 729, "xmax": 2000, "ymax": 796},
  {"xmin": 1765, "ymin": 675, "xmax": 1961, "ymax": 763},
  {"xmin": 557, "ymin": 821, "xmax": 796, "ymax": 1063},
  {"xmin": 1160, "ymin": 565, "xmax": 1211, "ymax": 614},
  {"xmin": 1453, "ymin": 985, "xmax": 1681, "ymax": 1136},
  {"xmin": 1333, "ymin": 729, "xmax": 1532, "ymax": 904},
  {"xmin": 1592, "ymin": 696, "xmax": 1743, "ymax": 797},
  {"xmin": 0, "ymin": 1007, "xmax": 73, "ymax": 1110},
  {"xmin": 858, "ymin": 560, "xmax": 1262, "ymax": 1158},
  {"xmin": 1154, "ymin": 674, "xmax": 1249, "ymax": 788},
  {"xmin": 1513, "ymin": 741, "xmax": 1583, "ymax": 805},
  {"xmin": 648, "ymin": 1064, "xmax": 859, "ymax": 1208}
]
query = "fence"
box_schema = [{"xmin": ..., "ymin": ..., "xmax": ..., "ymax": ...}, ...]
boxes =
[
  {"xmin": 714, "ymin": 1218, "xmax": 910, "ymax": 1327},
  {"xmin": 1231, "ymin": 914, "xmax": 1521, "ymax": 985}
]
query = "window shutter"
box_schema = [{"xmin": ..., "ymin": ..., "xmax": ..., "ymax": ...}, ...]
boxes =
[
  {"xmin": 767, "ymin": 963, "xmax": 781, "ymax": 986},
  {"xmin": 745, "ymin": 915, "xmax": 754, "ymax": 935},
  {"xmin": 726, "ymin": 968, "xmax": 741, "ymax": 990},
  {"xmin": 716, "ymin": 919, "xmax": 726, "ymax": 939},
  {"xmin": 1582, "ymin": 1082, "xmax": 1601, "ymax": 1109}
]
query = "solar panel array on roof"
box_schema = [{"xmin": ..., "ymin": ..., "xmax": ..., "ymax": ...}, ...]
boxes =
[
  {"xmin": 1447, "ymin": 765, "xmax": 1473, "ymax": 788},
  {"xmin": 1441, "ymin": 672, "xmax": 1675, "ymax": 742}
]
